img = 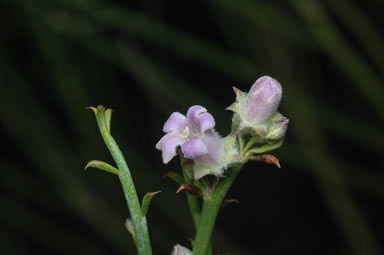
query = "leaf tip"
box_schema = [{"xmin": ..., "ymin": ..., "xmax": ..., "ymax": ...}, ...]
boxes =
[
  {"xmin": 148, "ymin": 190, "xmax": 161, "ymax": 197},
  {"xmin": 86, "ymin": 106, "xmax": 97, "ymax": 114},
  {"xmin": 84, "ymin": 161, "xmax": 93, "ymax": 170}
]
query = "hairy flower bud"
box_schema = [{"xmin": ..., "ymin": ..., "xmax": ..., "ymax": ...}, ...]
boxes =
[
  {"xmin": 227, "ymin": 75, "xmax": 287, "ymax": 139},
  {"xmin": 171, "ymin": 244, "xmax": 192, "ymax": 255},
  {"xmin": 245, "ymin": 76, "xmax": 282, "ymax": 124},
  {"xmin": 264, "ymin": 112, "xmax": 289, "ymax": 141}
]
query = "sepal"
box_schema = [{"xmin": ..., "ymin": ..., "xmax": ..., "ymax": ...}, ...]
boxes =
[
  {"xmin": 226, "ymin": 87, "xmax": 245, "ymax": 113},
  {"xmin": 193, "ymin": 133, "xmax": 239, "ymax": 180},
  {"xmin": 164, "ymin": 171, "xmax": 186, "ymax": 185}
]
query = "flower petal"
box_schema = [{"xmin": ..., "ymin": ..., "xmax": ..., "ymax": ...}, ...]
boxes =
[
  {"xmin": 163, "ymin": 112, "xmax": 187, "ymax": 133},
  {"xmin": 156, "ymin": 133, "xmax": 183, "ymax": 163},
  {"xmin": 181, "ymin": 138, "xmax": 208, "ymax": 158},
  {"xmin": 197, "ymin": 112, "xmax": 215, "ymax": 132},
  {"xmin": 186, "ymin": 105, "xmax": 207, "ymax": 124},
  {"xmin": 245, "ymin": 76, "xmax": 282, "ymax": 123},
  {"xmin": 200, "ymin": 129, "xmax": 224, "ymax": 161}
]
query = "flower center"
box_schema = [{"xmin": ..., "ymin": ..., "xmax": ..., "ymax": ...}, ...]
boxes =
[
  {"xmin": 183, "ymin": 126, "xmax": 202, "ymax": 140},
  {"xmin": 183, "ymin": 127, "xmax": 190, "ymax": 139}
]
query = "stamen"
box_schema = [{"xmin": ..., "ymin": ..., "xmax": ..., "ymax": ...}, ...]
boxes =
[
  {"xmin": 193, "ymin": 132, "xmax": 201, "ymax": 138},
  {"xmin": 183, "ymin": 127, "xmax": 190, "ymax": 139}
]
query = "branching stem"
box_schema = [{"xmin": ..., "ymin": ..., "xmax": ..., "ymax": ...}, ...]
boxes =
[
  {"xmin": 192, "ymin": 163, "xmax": 244, "ymax": 254},
  {"xmin": 92, "ymin": 106, "xmax": 152, "ymax": 255}
]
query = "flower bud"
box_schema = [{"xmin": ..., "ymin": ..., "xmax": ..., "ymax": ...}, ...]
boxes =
[
  {"xmin": 245, "ymin": 76, "xmax": 282, "ymax": 124},
  {"xmin": 264, "ymin": 112, "xmax": 289, "ymax": 141},
  {"xmin": 227, "ymin": 75, "xmax": 286, "ymax": 138},
  {"xmin": 171, "ymin": 244, "xmax": 192, "ymax": 255}
]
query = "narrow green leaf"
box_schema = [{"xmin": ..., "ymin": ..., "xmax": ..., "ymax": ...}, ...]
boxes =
[
  {"xmin": 125, "ymin": 218, "xmax": 136, "ymax": 245},
  {"xmin": 163, "ymin": 171, "xmax": 185, "ymax": 185},
  {"xmin": 141, "ymin": 191, "xmax": 161, "ymax": 216},
  {"xmin": 104, "ymin": 108, "xmax": 113, "ymax": 133},
  {"xmin": 84, "ymin": 160, "xmax": 120, "ymax": 175}
]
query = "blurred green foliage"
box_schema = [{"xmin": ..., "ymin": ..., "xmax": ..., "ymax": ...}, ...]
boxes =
[{"xmin": 0, "ymin": 0, "xmax": 383, "ymax": 254}]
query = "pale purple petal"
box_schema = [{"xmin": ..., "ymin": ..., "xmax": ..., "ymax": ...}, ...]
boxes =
[
  {"xmin": 186, "ymin": 105, "xmax": 207, "ymax": 124},
  {"xmin": 199, "ymin": 129, "xmax": 224, "ymax": 163},
  {"xmin": 245, "ymin": 75, "xmax": 282, "ymax": 123},
  {"xmin": 197, "ymin": 112, "xmax": 215, "ymax": 132},
  {"xmin": 163, "ymin": 112, "xmax": 187, "ymax": 133},
  {"xmin": 181, "ymin": 138, "xmax": 208, "ymax": 158},
  {"xmin": 156, "ymin": 133, "xmax": 183, "ymax": 163}
]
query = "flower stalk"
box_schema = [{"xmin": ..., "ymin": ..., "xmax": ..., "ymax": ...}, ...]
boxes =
[
  {"xmin": 182, "ymin": 171, "xmax": 201, "ymax": 230},
  {"xmin": 192, "ymin": 163, "xmax": 244, "ymax": 255},
  {"xmin": 89, "ymin": 105, "xmax": 152, "ymax": 255}
]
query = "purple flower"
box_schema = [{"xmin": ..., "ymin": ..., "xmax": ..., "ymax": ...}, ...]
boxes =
[
  {"xmin": 156, "ymin": 105, "xmax": 218, "ymax": 163},
  {"xmin": 156, "ymin": 105, "xmax": 238, "ymax": 180}
]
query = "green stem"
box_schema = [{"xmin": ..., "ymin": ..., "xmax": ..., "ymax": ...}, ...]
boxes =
[
  {"xmin": 192, "ymin": 163, "xmax": 244, "ymax": 254},
  {"xmin": 181, "ymin": 162, "xmax": 212, "ymax": 255},
  {"xmin": 238, "ymin": 134, "xmax": 245, "ymax": 153},
  {"xmin": 94, "ymin": 106, "xmax": 152, "ymax": 255},
  {"xmin": 241, "ymin": 136, "xmax": 258, "ymax": 156},
  {"xmin": 182, "ymin": 171, "xmax": 201, "ymax": 230},
  {"xmin": 185, "ymin": 192, "xmax": 201, "ymax": 227},
  {"xmin": 182, "ymin": 171, "xmax": 213, "ymax": 255},
  {"xmin": 244, "ymin": 140, "xmax": 284, "ymax": 159}
]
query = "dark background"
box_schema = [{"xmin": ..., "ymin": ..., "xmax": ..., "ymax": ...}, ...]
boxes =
[{"xmin": 1, "ymin": 0, "xmax": 384, "ymax": 254}]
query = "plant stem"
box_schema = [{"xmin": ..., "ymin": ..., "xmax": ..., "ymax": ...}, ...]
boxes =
[
  {"xmin": 184, "ymin": 176, "xmax": 201, "ymax": 230},
  {"xmin": 192, "ymin": 163, "xmax": 244, "ymax": 254},
  {"xmin": 242, "ymin": 136, "xmax": 258, "ymax": 155},
  {"xmin": 181, "ymin": 162, "xmax": 213, "ymax": 255},
  {"xmin": 180, "ymin": 156, "xmax": 201, "ymax": 230},
  {"xmin": 238, "ymin": 134, "xmax": 245, "ymax": 153},
  {"xmin": 244, "ymin": 139, "xmax": 284, "ymax": 159},
  {"xmin": 94, "ymin": 106, "xmax": 152, "ymax": 255},
  {"xmin": 182, "ymin": 170, "xmax": 214, "ymax": 255}
]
